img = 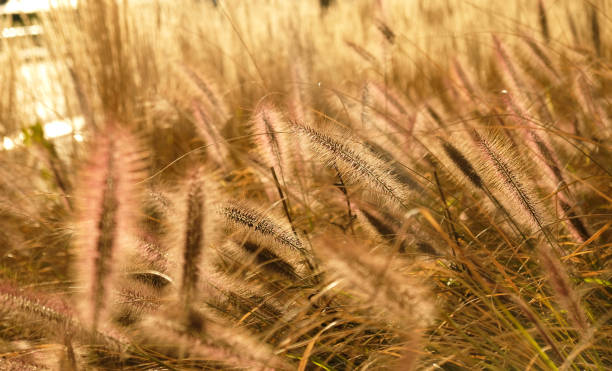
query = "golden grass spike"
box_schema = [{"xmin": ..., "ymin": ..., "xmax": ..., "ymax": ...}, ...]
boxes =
[
  {"xmin": 291, "ymin": 120, "xmax": 411, "ymax": 209},
  {"xmin": 73, "ymin": 122, "xmax": 146, "ymax": 333}
]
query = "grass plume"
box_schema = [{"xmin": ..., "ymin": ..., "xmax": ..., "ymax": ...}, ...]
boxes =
[
  {"xmin": 73, "ymin": 122, "xmax": 146, "ymax": 333},
  {"xmin": 291, "ymin": 120, "xmax": 411, "ymax": 209},
  {"xmin": 1, "ymin": 1, "xmax": 610, "ymax": 369}
]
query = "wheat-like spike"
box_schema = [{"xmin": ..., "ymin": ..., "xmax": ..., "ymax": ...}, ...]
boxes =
[
  {"xmin": 364, "ymin": 141, "xmax": 423, "ymax": 192},
  {"xmin": 368, "ymin": 81, "xmax": 410, "ymax": 117},
  {"xmin": 74, "ymin": 122, "xmax": 146, "ymax": 333},
  {"xmin": 315, "ymin": 235, "xmax": 434, "ymax": 330},
  {"xmin": 0, "ymin": 281, "xmax": 126, "ymax": 349},
  {"xmin": 375, "ymin": 19, "xmax": 395, "ymax": 44},
  {"xmin": 539, "ymin": 247, "xmax": 589, "ymax": 333},
  {"xmin": 345, "ymin": 39, "xmax": 380, "ymax": 67},
  {"xmin": 192, "ymin": 101, "xmax": 229, "ymax": 170},
  {"xmin": 250, "ymin": 102, "xmax": 291, "ymax": 176},
  {"xmin": 291, "ymin": 121, "xmax": 410, "ymax": 209},
  {"xmin": 138, "ymin": 308, "xmax": 288, "ymax": 369},
  {"xmin": 354, "ymin": 202, "xmax": 413, "ymax": 254},
  {"xmin": 117, "ymin": 287, "xmax": 159, "ymax": 316},
  {"xmin": 182, "ymin": 65, "xmax": 230, "ymax": 123},
  {"xmin": 136, "ymin": 233, "xmax": 170, "ymax": 278},
  {"xmin": 202, "ymin": 265, "xmax": 289, "ymax": 324},
  {"xmin": 521, "ymin": 37, "xmax": 559, "ymax": 79},
  {"xmin": 181, "ymin": 169, "xmax": 207, "ymax": 305},
  {"xmin": 219, "ymin": 239, "xmax": 304, "ymax": 282},
  {"xmin": 478, "ymin": 135, "xmax": 545, "ymax": 233},
  {"xmin": 0, "ymin": 357, "xmax": 52, "ymax": 371},
  {"xmin": 425, "ymin": 103, "xmax": 445, "ymax": 129},
  {"xmin": 530, "ymin": 131, "xmax": 564, "ymax": 184},
  {"xmin": 590, "ymin": 5, "xmax": 601, "ymax": 56},
  {"xmin": 220, "ymin": 201, "xmax": 307, "ymax": 257},
  {"xmin": 511, "ymin": 294, "xmax": 563, "ymax": 361},
  {"xmin": 361, "ymin": 82, "xmax": 373, "ymax": 128},
  {"xmin": 434, "ymin": 132, "xmax": 537, "ymax": 244},
  {"xmin": 288, "ymin": 60, "xmax": 313, "ymax": 124},
  {"xmin": 0, "ymin": 281, "xmax": 74, "ymax": 327},
  {"xmin": 114, "ymin": 280, "xmax": 162, "ymax": 326},
  {"xmin": 574, "ymin": 71, "xmax": 609, "ymax": 129},
  {"xmin": 440, "ymin": 139, "xmax": 484, "ymax": 189},
  {"xmin": 451, "ymin": 59, "xmax": 476, "ymax": 99},
  {"xmin": 560, "ymin": 201, "xmax": 590, "ymax": 242},
  {"xmin": 503, "ymin": 95, "xmax": 590, "ymax": 241},
  {"xmin": 165, "ymin": 167, "xmax": 217, "ymax": 309},
  {"xmin": 529, "ymin": 132, "xmax": 590, "ymax": 241},
  {"xmin": 285, "ymin": 64, "xmax": 315, "ymax": 183},
  {"xmin": 537, "ymin": 0, "xmax": 550, "ymax": 43},
  {"xmin": 209, "ymin": 287, "xmax": 284, "ymax": 327},
  {"xmin": 361, "ymin": 82, "xmax": 415, "ymax": 140},
  {"xmin": 493, "ymin": 35, "xmax": 527, "ymax": 95}
]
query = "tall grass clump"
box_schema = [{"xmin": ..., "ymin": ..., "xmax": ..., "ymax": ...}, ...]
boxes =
[{"xmin": 0, "ymin": 0, "xmax": 610, "ymax": 369}]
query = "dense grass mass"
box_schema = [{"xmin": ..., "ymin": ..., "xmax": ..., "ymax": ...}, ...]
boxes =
[{"xmin": 0, "ymin": 0, "xmax": 611, "ymax": 369}]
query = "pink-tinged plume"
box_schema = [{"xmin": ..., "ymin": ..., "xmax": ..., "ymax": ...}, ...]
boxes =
[{"xmin": 73, "ymin": 122, "xmax": 147, "ymax": 333}]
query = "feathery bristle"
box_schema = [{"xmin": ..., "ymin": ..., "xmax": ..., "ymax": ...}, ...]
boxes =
[
  {"xmin": 192, "ymin": 101, "xmax": 230, "ymax": 170},
  {"xmin": 138, "ymin": 307, "xmax": 287, "ymax": 369},
  {"xmin": 288, "ymin": 61, "xmax": 313, "ymax": 124},
  {"xmin": 165, "ymin": 167, "xmax": 217, "ymax": 308},
  {"xmin": 250, "ymin": 102, "xmax": 291, "ymax": 176},
  {"xmin": 182, "ymin": 66, "xmax": 230, "ymax": 123},
  {"xmin": 181, "ymin": 169, "xmax": 207, "ymax": 304},
  {"xmin": 115, "ymin": 281, "xmax": 162, "ymax": 325},
  {"xmin": 315, "ymin": 235, "xmax": 434, "ymax": 330},
  {"xmin": 538, "ymin": 0, "xmax": 550, "ymax": 42},
  {"xmin": 440, "ymin": 139, "xmax": 484, "ymax": 189},
  {"xmin": 0, "ymin": 281, "xmax": 74, "ymax": 327},
  {"xmin": 292, "ymin": 121, "xmax": 411, "ymax": 208},
  {"xmin": 220, "ymin": 239, "xmax": 304, "ymax": 282},
  {"xmin": 478, "ymin": 134, "xmax": 545, "ymax": 233},
  {"xmin": 220, "ymin": 201, "xmax": 309, "ymax": 259},
  {"xmin": 0, "ymin": 281, "xmax": 126, "ymax": 350},
  {"xmin": 539, "ymin": 247, "xmax": 589, "ymax": 333},
  {"xmin": 74, "ymin": 122, "xmax": 146, "ymax": 332},
  {"xmin": 503, "ymin": 94, "xmax": 590, "ymax": 242},
  {"xmin": 590, "ymin": 5, "xmax": 601, "ymax": 56},
  {"xmin": 356, "ymin": 206, "xmax": 411, "ymax": 253}
]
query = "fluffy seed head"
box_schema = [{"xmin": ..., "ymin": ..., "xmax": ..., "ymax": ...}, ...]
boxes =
[
  {"xmin": 73, "ymin": 122, "xmax": 147, "ymax": 332},
  {"xmin": 291, "ymin": 121, "xmax": 411, "ymax": 209},
  {"xmin": 539, "ymin": 247, "xmax": 589, "ymax": 333},
  {"xmin": 165, "ymin": 167, "xmax": 219, "ymax": 307},
  {"xmin": 220, "ymin": 201, "xmax": 306, "ymax": 256},
  {"xmin": 439, "ymin": 138, "xmax": 484, "ymax": 189},
  {"xmin": 250, "ymin": 102, "xmax": 292, "ymax": 176},
  {"xmin": 477, "ymin": 133, "xmax": 547, "ymax": 233}
]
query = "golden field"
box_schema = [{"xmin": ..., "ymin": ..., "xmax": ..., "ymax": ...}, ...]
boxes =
[{"xmin": 0, "ymin": 1, "xmax": 610, "ymax": 369}]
